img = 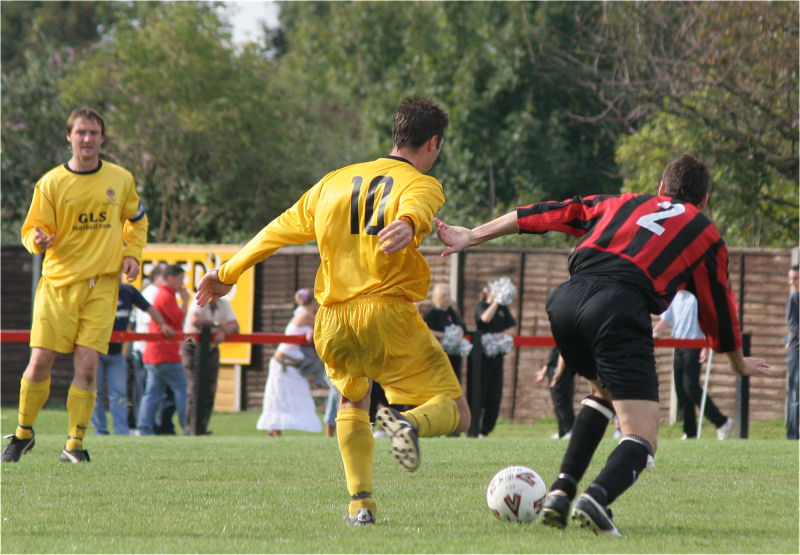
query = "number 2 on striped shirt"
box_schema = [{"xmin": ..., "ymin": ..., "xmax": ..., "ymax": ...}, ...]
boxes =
[{"xmin": 636, "ymin": 201, "xmax": 686, "ymax": 236}]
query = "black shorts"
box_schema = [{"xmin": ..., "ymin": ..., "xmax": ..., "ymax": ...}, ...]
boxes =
[{"xmin": 545, "ymin": 275, "xmax": 659, "ymax": 401}]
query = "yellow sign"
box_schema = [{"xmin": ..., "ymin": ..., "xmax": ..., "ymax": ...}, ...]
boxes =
[{"xmin": 132, "ymin": 244, "xmax": 254, "ymax": 364}]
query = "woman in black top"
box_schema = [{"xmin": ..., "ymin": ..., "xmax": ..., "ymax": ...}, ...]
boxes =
[
  {"xmin": 423, "ymin": 284, "xmax": 467, "ymax": 383},
  {"xmin": 474, "ymin": 284, "xmax": 516, "ymax": 437}
]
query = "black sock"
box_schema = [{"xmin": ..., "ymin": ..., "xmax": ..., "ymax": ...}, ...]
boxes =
[
  {"xmin": 587, "ymin": 439, "xmax": 649, "ymax": 506},
  {"xmin": 551, "ymin": 395, "xmax": 613, "ymax": 499}
]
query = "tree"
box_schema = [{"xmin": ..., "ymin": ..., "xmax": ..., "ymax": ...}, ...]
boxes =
[
  {"xmin": 1, "ymin": 1, "xmax": 159, "ymax": 242},
  {"xmin": 3, "ymin": 1, "xmax": 794, "ymax": 247},
  {"xmin": 525, "ymin": 1, "xmax": 798, "ymax": 247},
  {"xmin": 273, "ymin": 1, "xmax": 622, "ymax": 248},
  {"xmin": 58, "ymin": 2, "xmax": 362, "ymax": 242},
  {"xmin": 1, "ymin": 44, "xmax": 74, "ymax": 242}
]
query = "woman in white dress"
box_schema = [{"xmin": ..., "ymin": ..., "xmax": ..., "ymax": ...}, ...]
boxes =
[{"xmin": 257, "ymin": 289, "xmax": 323, "ymax": 435}]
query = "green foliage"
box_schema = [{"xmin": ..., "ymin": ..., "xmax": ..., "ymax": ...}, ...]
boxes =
[
  {"xmin": 1, "ymin": 44, "xmax": 74, "ymax": 243},
  {"xmin": 1, "ymin": 1, "xmax": 795, "ymax": 248},
  {"xmin": 58, "ymin": 3, "xmax": 303, "ymax": 242},
  {"xmin": 560, "ymin": 1, "xmax": 798, "ymax": 247},
  {"xmin": 0, "ymin": 1, "xmax": 143, "ymax": 71},
  {"xmin": 1, "ymin": 409, "xmax": 797, "ymax": 553},
  {"xmin": 276, "ymin": 1, "xmax": 622, "ymax": 235},
  {"xmin": 2, "ymin": 1, "xmax": 362, "ymax": 244},
  {"xmin": 618, "ymin": 112, "xmax": 798, "ymax": 247}
]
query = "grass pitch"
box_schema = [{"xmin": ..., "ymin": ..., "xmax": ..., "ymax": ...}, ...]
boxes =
[{"xmin": 1, "ymin": 408, "xmax": 797, "ymax": 553}]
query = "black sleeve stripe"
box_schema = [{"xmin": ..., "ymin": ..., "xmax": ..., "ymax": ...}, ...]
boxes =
[
  {"xmin": 593, "ymin": 195, "xmax": 652, "ymax": 249},
  {"xmin": 129, "ymin": 201, "xmax": 146, "ymax": 223},
  {"xmin": 705, "ymin": 241, "xmax": 738, "ymax": 350},
  {"xmin": 646, "ymin": 214, "xmax": 711, "ymax": 281}
]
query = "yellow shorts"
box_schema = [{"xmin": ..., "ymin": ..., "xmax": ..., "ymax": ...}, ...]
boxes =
[
  {"xmin": 315, "ymin": 295, "xmax": 463, "ymax": 405},
  {"xmin": 30, "ymin": 274, "xmax": 119, "ymax": 354}
]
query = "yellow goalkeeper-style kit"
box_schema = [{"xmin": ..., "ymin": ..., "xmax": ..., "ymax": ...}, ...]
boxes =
[
  {"xmin": 21, "ymin": 161, "xmax": 148, "ymax": 353},
  {"xmin": 218, "ymin": 155, "xmax": 463, "ymax": 404},
  {"xmin": 21, "ymin": 161, "xmax": 148, "ymax": 286},
  {"xmin": 219, "ymin": 156, "xmax": 442, "ymax": 303}
]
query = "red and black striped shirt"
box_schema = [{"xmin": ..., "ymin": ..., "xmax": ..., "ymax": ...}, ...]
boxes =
[{"xmin": 516, "ymin": 192, "xmax": 741, "ymax": 353}]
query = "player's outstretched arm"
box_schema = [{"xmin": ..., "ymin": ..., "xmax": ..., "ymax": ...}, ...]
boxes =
[
  {"xmin": 435, "ymin": 211, "xmax": 519, "ymax": 257},
  {"xmin": 196, "ymin": 270, "xmax": 232, "ymax": 307},
  {"xmin": 725, "ymin": 348, "xmax": 771, "ymax": 377},
  {"xmin": 434, "ymin": 218, "xmax": 472, "ymax": 256}
]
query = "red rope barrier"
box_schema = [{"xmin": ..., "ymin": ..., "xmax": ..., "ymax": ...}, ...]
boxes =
[
  {"xmin": 0, "ymin": 329, "xmax": 706, "ymax": 349},
  {"xmin": 0, "ymin": 330, "xmax": 310, "ymax": 344}
]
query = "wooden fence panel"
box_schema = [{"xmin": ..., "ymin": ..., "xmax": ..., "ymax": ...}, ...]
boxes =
[{"xmin": 1, "ymin": 244, "xmax": 793, "ymax": 427}]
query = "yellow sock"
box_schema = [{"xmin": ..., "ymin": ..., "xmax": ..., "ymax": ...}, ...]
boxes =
[
  {"xmin": 404, "ymin": 394, "xmax": 460, "ymax": 437},
  {"xmin": 16, "ymin": 377, "xmax": 51, "ymax": 439},
  {"xmin": 336, "ymin": 407, "xmax": 376, "ymax": 517},
  {"xmin": 65, "ymin": 384, "xmax": 96, "ymax": 451},
  {"xmin": 349, "ymin": 494, "xmax": 377, "ymax": 518}
]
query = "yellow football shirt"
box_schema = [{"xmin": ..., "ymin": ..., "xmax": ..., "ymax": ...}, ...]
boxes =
[
  {"xmin": 20, "ymin": 161, "xmax": 148, "ymax": 287},
  {"xmin": 218, "ymin": 156, "xmax": 445, "ymax": 304}
]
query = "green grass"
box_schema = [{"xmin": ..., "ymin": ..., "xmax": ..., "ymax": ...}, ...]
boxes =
[{"xmin": 1, "ymin": 408, "xmax": 797, "ymax": 553}]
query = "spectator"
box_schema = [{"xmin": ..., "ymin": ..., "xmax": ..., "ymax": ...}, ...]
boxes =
[
  {"xmin": 473, "ymin": 283, "xmax": 516, "ymax": 437},
  {"xmin": 323, "ymin": 375, "xmax": 339, "ymax": 438},
  {"xmin": 256, "ymin": 289, "xmax": 322, "ymax": 436},
  {"xmin": 424, "ymin": 283, "xmax": 468, "ymax": 383},
  {"xmin": 786, "ymin": 264, "xmax": 799, "ymax": 440},
  {"xmin": 131, "ymin": 263, "xmax": 179, "ymax": 435},
  {"xmin": 535, "ymin": 347, "xmax": 575, "ymax": 440},
  {"xmin": 182, "ymin": 296, "xmax": 239, "ymax": 435},
  {"xmin": 136, "ymin": 264, "xmax": 190, "ymax": 435},
  {"xmin": 436, "ymin": 153, "xmax": 769, "ymax": 535},
  {"xmin": 653, "ymin": 290, "xmax": 733, "ymax": 440},
  {"xmin": 2, "ymin": 106, "xmax": 147, "ymax": 464},
  {"xmin": 92, "ymin": 277, "xmax": 174, "ymax": 435},
  {"xmin": 129, "ymin": 262, "xmax": 168, "ymax": 429}
]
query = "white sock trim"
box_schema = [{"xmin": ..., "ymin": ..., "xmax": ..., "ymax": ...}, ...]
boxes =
[
  {"xmin": 620, "ymin": 435, "xmax": 656, "ymax": 469},
  {"xmin": 581, "ymin": 397, "xmax": 614, "ymax": 420}
]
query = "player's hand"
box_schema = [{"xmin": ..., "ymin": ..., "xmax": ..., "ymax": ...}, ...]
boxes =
[
  {"xmin": 740, "ymin": 356, "xmax": 771, "ymax": 377},
  {"xmin": 378, "ymin": 219, "xmax": 413, "ymax": 254},
  {"xmin": 434, "ymin": 218, "xmax": 472, "ymax": 257},
  {"xmin": 550, "ymin": 361, "xmax": 565, "ymax": 387},
  {"xmin": 534, "ymin": 366, "xmax": 547, "ymax": 384},
  {"xmin": 33, "ymin": 226, "xmax": 56, "ymax": 250},
  {"xmin": 196, "ymin": 270, "xmax": 232, "ymax": 307},
  {"xmin": 122, "ymin": 256, "xmax": 139, "ymax": 281},
  {"xmin": 161, "ymin": 324, "xmax": 176, "ymax": 338}
]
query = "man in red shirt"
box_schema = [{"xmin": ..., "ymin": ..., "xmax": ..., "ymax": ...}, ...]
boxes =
[
  {"xmin": 435, "ymin": 154, "xmax": 770, "ymax": 536},
  {"xmin": 136, "ymin": 264, "xmax": 190, "ymax": 435}
]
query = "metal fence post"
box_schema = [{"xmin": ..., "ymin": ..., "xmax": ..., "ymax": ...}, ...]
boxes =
[
  {"xmin": 734, "ymin": 333, "xmax": 751, "ymax": 439},
  {"xmin": 192, "ymin": 325, "xmax": 212, "ymax": 436},
  {"xmin": 466, "ymin": 330, "xmax": 483, "ymax": 438}
]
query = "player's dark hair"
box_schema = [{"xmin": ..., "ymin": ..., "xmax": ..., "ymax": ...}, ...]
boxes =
[
  {"xmin": 66, "ymin": 107, "xmax": 105, "ymax": 137},
  {"xmin": 163, "ymin": 264, "xmax": 184, "ymax": 278},
  {"xmin": 661, "ymin": 154, "xmax": 710, "ymax": 206},
  {"xmin": 392, "ymin": 96, "xmax": 449, "ymax": 150},
  {"xmin": 149, "ymin": 262, "xmax": 168, "ymax": 280}
]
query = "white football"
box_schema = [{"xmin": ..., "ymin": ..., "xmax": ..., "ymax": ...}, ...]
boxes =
[{"xmin": 486, "ymin": 465, "xmax": 547, "ymax": 523}]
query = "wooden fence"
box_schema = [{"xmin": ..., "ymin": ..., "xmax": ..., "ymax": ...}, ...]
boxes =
[{"xmin": 1, "ymin": 244, "xmax": 794, "ymax": 425}]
